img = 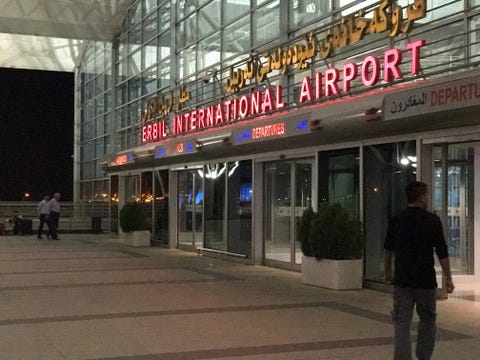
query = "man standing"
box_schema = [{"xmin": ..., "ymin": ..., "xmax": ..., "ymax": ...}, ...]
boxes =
[
  {"xmin": 37, "ymin": 194, "xmax": 50, "ymax": 239},
  {"xmin": 384, "ymin": 181, "xmax": 454, "ymax": 360},
  {"xmin": 48, "ymin": 193, "xmax": 61, "ymax": 240}
]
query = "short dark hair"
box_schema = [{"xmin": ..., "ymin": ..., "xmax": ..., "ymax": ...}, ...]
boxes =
[{"xmin": 405, "ymin": 181, "xmax": 428, "ymax": 203}]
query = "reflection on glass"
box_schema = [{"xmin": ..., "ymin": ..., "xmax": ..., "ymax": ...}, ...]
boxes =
[
  {"xmin": 433, "ymin": 143, "xmax": 476, "ymax": 275},
  {"xmin": 125, "ymin": 174, "xmax": 141, "ymax": 203},
  {"xmin": 204, "ymin": 162, "xmax": 226, "ymax": 250},
  {"xmin": 141, "ymin": 172, "xmax": 153, "ymax": 231},
  {"xmin": 290, "ymin": 0, "xmax": 331, "ymax": 28},
  {"xmin": 223, "ymin": 17, "xmax": 250, "ymax": 61},
  {"xmin": 364, "ymin": 141, "xmax": 416, "ymax": 282},
  {"xmin": 253, "ymin": 1, "xmax": 279, "ymax": 46},
  {"xmin": 227, "ymin": 160, "xmax": 252, "ymax": 258},
  {"xmin": 265, "ymin": 161, "xmax": 292, "ymax": 262},
  {"xmin": 294, "ymin": 160, "xmax": 313, "ymax": 264},
  {"xmin": 110, "ymin": 175, "xmax": 119, "ymax": 233},
  {"xmin": 153, "ymin": 169, "xmax": 169, "ymax": 246},
  {"xmin": 224, "ymin": 0, "xmax": 250, "ymax": 25},
  {"xmin": 318, "ymin": 148, "xmax": 359, "ymax": 217},
  {"xmin": 178, "ymin": 170, "xmax": 203, "ymax": 247},
  {"xmin": 265, "ymin": 159, "xmax": 313, "ymax": 265}
]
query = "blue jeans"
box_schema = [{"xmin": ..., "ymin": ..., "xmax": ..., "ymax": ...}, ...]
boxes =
[{"xmin": 392, "ymin": 286, "xmax": 437, "ymax": 360}]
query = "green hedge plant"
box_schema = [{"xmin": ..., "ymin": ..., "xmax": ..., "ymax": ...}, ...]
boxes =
[
  {"xmin": 119, "ymin": 202, "xmax": 145, "ymax": 232},
  {"xmin": 298, "ymin": 203, "xmax": 364, "ymax": 260}
]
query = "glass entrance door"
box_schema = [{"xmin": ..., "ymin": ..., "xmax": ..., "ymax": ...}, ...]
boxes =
[
  {"xmin": 178, "ymin": 169, "xmax": 203, "ymax": 247},
  {"xmin": 264, "ymin": 159, "xmax": 313, "ymax": 265},
  {"xmin": 433, "ymin": 143, "xmax": 476, "ymax": 275}
]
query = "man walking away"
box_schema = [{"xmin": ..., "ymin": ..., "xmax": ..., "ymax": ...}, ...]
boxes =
[
  {"xmin": 37, "ymin": 194, "xmax": 50, "ymax": 239},
  {"xmin": 48, "ymin": 193, "xmax": 61, "ymax": 240},
  {"xmin": 384, "ymin": 181, "xmax": 454, "ymax": 360}
]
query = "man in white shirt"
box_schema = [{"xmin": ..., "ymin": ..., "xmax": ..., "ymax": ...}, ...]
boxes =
[
  {"xmin": 37, "ymin": 194, "xmax": 50, "ymax": 239},
  {"xmin": 48, "ymin": 193, "xmax": 61, "ymax": 240}
]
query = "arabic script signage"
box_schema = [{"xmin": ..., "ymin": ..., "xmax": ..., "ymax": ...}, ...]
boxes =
[
  {"xmin": 143, "ymin": 40, "xmax": 425, "ymax": 144},
  {"xmin": 142, "ymin": 85, "xmax": 286, "ymax": 143},
  {"xmin": 382, "ymin": 75, "xmax": 480, "ymax": 121},
  {"xmin": 225, "ymin": 0, "xmax": 426, "ymax": 94},
  {"xmin": 141, "ymin": 0, "xmax": 427, "ymax": 126}
]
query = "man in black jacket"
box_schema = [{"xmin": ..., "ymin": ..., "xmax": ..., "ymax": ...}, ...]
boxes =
[{"xmin": 384, "ymin": 181, "xmax": 454, "ymax": 360}]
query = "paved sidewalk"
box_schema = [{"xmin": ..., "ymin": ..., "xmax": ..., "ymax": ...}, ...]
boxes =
[{"xmin": 0, "ymin": 234, "xmax": 478, "ymax": 359}]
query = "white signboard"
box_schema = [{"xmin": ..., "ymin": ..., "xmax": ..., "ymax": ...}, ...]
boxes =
[{"xmin": 383, "ymin": 75, "xmax": 480, "ymax": 121}]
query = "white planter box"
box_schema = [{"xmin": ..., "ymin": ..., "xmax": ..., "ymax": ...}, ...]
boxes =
[
  {"xmin": 122, "ymin": 230, "xmax": 151, "ymax": 247},
  {"xmin": 301, "ymin": 256, "xmax": 363, "ymax": 290}
]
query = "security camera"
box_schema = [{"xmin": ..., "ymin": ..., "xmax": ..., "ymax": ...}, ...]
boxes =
[{"xmin": 202, "ymin": 69, "xmax": 216, "ymax": 84}]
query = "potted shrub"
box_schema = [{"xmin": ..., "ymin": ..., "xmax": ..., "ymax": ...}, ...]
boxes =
[
  {"xmin": 299, "ymin": 203, "xmax": 364, "ymax": 290},
  {"xmin": 119, "ymin": 202, "xmax": 151, "ymax": 247}
]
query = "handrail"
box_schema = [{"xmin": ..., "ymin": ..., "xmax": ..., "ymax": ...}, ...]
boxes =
[{"xmin": 0, "ymin": 201, "xmax": 110, "ymax": 218}]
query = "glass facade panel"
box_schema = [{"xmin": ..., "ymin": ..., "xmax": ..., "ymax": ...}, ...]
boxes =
[
  {"xmin": 143, "ymin": 0, "xmax": 157, "ymax": 17},
  {"xmin": 265, "ymin": 161, "xmax": 291, "ymax": 262},
  {"xmin": 177, "ymin": 0, "xmax": 196, "ymax": 20},
  {"xmin": 110, "ymin": 175, "xmax": 119, "ymax": 232},
  {"xmin": 469, "ymin": 14, "xmax": 480, "ymax": 64},
  {"xmin": 177, "ymin": 13, "xmax": 197, "ymax": 48},
  {"xmin": 318, "ymin": 148, "xmax": 360, "ymax": 217},
  {"xmin": 158, "ymin": 33, "xmax": 171, "ymax": 60},
  {"xmin": 197, "ymin": 32, "xmax": 221, "ymax": 70},
  {"xmin": 143, "ymin": 39, "xmax": 157, "ymax": 69},
  {"xmin": 153, "ymin": 169, "xmax": 169, "ymax": 246},
  {"xmin": 129, "ymin": 24, "xmax": 143, "ymax": 54},
  {"xmin": 421, "ymin": 20, "xmax": 465, "ymax": 73},
  {"xmin": 158, "ymin": 3, "xmax": 171, "ymax": 32},
  {"xmin": 128, "ymin": 78, "xmax": 142, "ymax": 101},
  {"xmin": 294, "ymin": 160, "xmax": 313, "ymax": 264},
  {"xmin": 253, "ymin": 1, "xmax": 280, "ymax": 46},
  {"xmin": 433, "ymin": 143, "xmax": 477, "ymax": 275},
  {"xmin": 421, "ymin": 0, "xmax": 463, "ymax": 22},
  {"xmin": 227, "ymin": 160, "xmax": 252, "ymax": 258},
  {"xmin": 335, "ymin": 0, "xmax": 377, "ymax": 16},
  {"xmin": 125, "ymin": 174, "xmax": 141, "ymax": 203},
  {"xmin": 128, "ymin": 50, "xmax": 142, "ymax": 78},
  {"xmin": 158, "ymin": 59, "xmax": 171, "ymax": 89},
  {"xmin": 224, "ymin": 0, "xmax": 250, "ymax": 24},
  {"xmin": 199, "ymin": 1, "xmax": 221, "ymax": 37},
  {"xmin": 142, "ymin": 66, "xmax": 158, "ymax": 95},
  {"xmin": 178, "ymin": 46, "xmax": 197, "ymax": 80},
  {"xmin": 290, "ymin": 0, "xmax": 331, "ymax": 28},
  {"xmin": 141, "ymin": 172, "xmax": 153, "ymax": 231},
  {"xmin": 129, "ymin": 2, "xmax": 142, "ymax": 27},
  {"xmin": 143, "ymin": 12, "xmax": 157, "ymax": 41},
  {"xmin": 223, "ymin": 17, "xmax": 250, "ymax": 60},
  {"xmin": 364, "ymin": 141, "xmax": 417, "ymax": 283},
  {"xmin": 178, "ymin": 169, "xmax": 203, "ymax": 247},
  {"xmin": 204, "ymin": 163, "xmax": 226, "ymax": 251}
]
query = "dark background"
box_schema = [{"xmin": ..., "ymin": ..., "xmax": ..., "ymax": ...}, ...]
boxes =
[{"xmin": 0, "ymin": 68, "xmax": 74, "ymax": 201}]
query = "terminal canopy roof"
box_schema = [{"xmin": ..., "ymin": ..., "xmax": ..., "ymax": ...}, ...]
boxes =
[{"xmin": 0, "ymin": 0, "xmax": 131, "ymax": 72}]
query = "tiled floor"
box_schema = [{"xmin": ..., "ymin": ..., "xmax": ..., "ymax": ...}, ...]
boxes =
[{"xmin": 0, "ymin": 234, "xmax": 479, "ymax": 359}]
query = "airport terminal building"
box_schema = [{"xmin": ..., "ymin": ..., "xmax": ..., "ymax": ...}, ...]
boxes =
[{"xmin": 76, "ymin": 0, "xmax": 480, "ymax": 288}]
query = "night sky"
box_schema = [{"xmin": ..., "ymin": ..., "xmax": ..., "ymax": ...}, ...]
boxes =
[{"xmin": 0, "ymin": 68, "xmax": 74, "ymax": 201}]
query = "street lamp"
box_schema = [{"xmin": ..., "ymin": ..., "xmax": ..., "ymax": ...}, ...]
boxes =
[{"xmin": 22, "ymin": 192, "xmax": 30, "ymax": 214}]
